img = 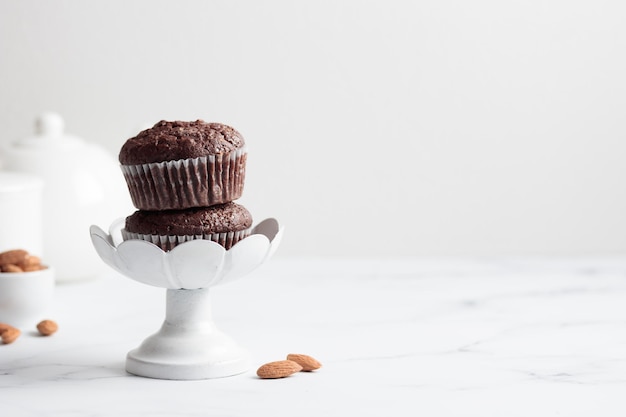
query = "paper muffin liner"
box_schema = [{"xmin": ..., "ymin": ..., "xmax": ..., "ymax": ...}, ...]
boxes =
[
  {"xmin": 121, "ymin": 147, "xmax": 247, "ymax": 211},
  {"xmin": 121, "ymin": 227, "xmax": 252, "ymax": 252}
]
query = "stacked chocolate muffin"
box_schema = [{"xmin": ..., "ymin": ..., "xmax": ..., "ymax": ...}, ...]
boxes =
[{"xmin": 118, "ymin": 120, "xmax": 252, "ymax": 251}]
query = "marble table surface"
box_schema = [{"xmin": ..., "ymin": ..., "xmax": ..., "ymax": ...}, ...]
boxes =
[{"xmin": 2, "ymin": 257, "xmax": 626, "ymax": 416}]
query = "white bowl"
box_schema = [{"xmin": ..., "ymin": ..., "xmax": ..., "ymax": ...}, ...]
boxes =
[{"xmin": 0, "ymin": 267, "xmax": 55, "ymax": 328}]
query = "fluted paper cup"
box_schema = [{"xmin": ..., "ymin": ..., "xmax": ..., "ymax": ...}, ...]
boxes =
[
  {"xmin": 121, "ymin": 147, "xmax": 247, "ymax": 210},
  {"xmin": 121, "ymin": 228, "xmax": 252, "ymax": 252}
]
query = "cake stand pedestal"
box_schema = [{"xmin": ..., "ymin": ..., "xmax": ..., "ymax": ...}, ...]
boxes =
[
  {"xmin": 126, "ymin": 288, "xmax": 249, "ymax": 379},
  {"xmin": 90, "ymin": 218, "xmax": 282, "ymax": 380}
]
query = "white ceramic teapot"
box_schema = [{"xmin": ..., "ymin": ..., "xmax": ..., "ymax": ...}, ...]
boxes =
[{"xmin": 1, "ymin": 112, "xmax": 133, "ymax": 282}]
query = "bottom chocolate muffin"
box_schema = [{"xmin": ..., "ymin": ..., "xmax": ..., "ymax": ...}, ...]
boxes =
[{"xmin": 122, "ymin": 202, "xmax": 253, "ymax": 251}]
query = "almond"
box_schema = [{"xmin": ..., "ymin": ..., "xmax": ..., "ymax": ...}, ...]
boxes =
[
  {"xmin": 37, "ymin": 320, "xmax": 58, "ymax": 336},
  {"xmin": 256, "ymin": 360, "xmax": 302, "ymax": 379},
  {"xmin": 0, "ymin": 323, "xmax": 12, "ymax": 335},
  {"xmin": 287, "ymin": 353, "xmax": 322, "ymax": 371},
  {"xmin": 0, "ymin": 249, "xmax": 29, "ymax": 266},
  {"xmin": 24, "ymin": 264, "xmax": 46, "ymax": 272},
  {"xmin": 1, "ymin": 264, "xmax": 24, "ymax": 273},
  {"xmin": 1, "ymin": 326, "xmax": 21, "ymax": 344},
  {"xmin": 17, "ymin": 255, "xmax": 41, "ymax": 269}
]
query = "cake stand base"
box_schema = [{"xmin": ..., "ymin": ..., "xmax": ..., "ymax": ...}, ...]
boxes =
[{"xmin": 125, "ymin": 288, "xmax": 250, "ymax": 380}]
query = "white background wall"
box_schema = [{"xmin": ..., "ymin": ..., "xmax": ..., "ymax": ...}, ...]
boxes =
[{"xmin": 1, "ymin": 0, "xmax": 625, "ymax": 258}]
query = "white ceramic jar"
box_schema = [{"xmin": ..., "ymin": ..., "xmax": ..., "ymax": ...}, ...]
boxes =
[
  {"xmin": 1, "ymin": 113, "xmax": 132, "ymax": 282},
  {"xmin": 0, "ymin": 172, "xmax": 44, "ymax": 255}
]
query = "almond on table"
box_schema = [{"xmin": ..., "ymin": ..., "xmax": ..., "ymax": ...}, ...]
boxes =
[
  {"xmin": 256, "ymin": 360, "xmax": 302, "ymax": 379},
  {"xmin": 1, "ymin": 326, "xmax": 21, "ymax": 344},
  {"xmin": 286, "ymin": 353, "xmax": 322, "ymax": 371},
  {"xmin": 0, "ymin": 323, "xmax": 12, "ymax": 334},
  {"xmin": 37, "ymin": 320, "xmax": 58, "ymax": 336}
]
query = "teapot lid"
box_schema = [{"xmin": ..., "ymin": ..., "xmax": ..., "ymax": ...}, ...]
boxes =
[{"xmin": 13, "ymin": 112, "xmax": 84, "ymax": 150}]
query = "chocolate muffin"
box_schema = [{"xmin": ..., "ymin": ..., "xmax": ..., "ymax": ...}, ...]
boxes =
[
  {"xmin": 121, "ymin": 202, "xmax": 253, "ymax": 251},
  {"xmin": 119, "ymin": 120, "xmax": 247, "ymax": 210}
]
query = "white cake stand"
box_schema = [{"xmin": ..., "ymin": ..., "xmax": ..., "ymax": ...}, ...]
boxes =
[{"xmin": 89, "ymin": 218, "xmax": 283, "ymax": 380}]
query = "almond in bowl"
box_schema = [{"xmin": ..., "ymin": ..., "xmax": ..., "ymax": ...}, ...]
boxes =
[{"xmin": 0, "ymin": 249, "xmax": 54, "ymax": 328}]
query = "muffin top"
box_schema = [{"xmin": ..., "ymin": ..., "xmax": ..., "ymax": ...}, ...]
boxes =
[
  {"xmin": 119, "ymin": 120, "xmax": 245, "ymax": 165},
  {"xmin": 124, "ymin": 202, "xmax": 252, "ymax": 236}
]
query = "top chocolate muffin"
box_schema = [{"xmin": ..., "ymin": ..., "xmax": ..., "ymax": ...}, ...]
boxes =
[
  {"xmin": 119, "ymin": 120, "xmax": 248, "ymax": 211},
  {"xmin": 119, "ymin": 120, "xmax": 245, "ymax": 165}
]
